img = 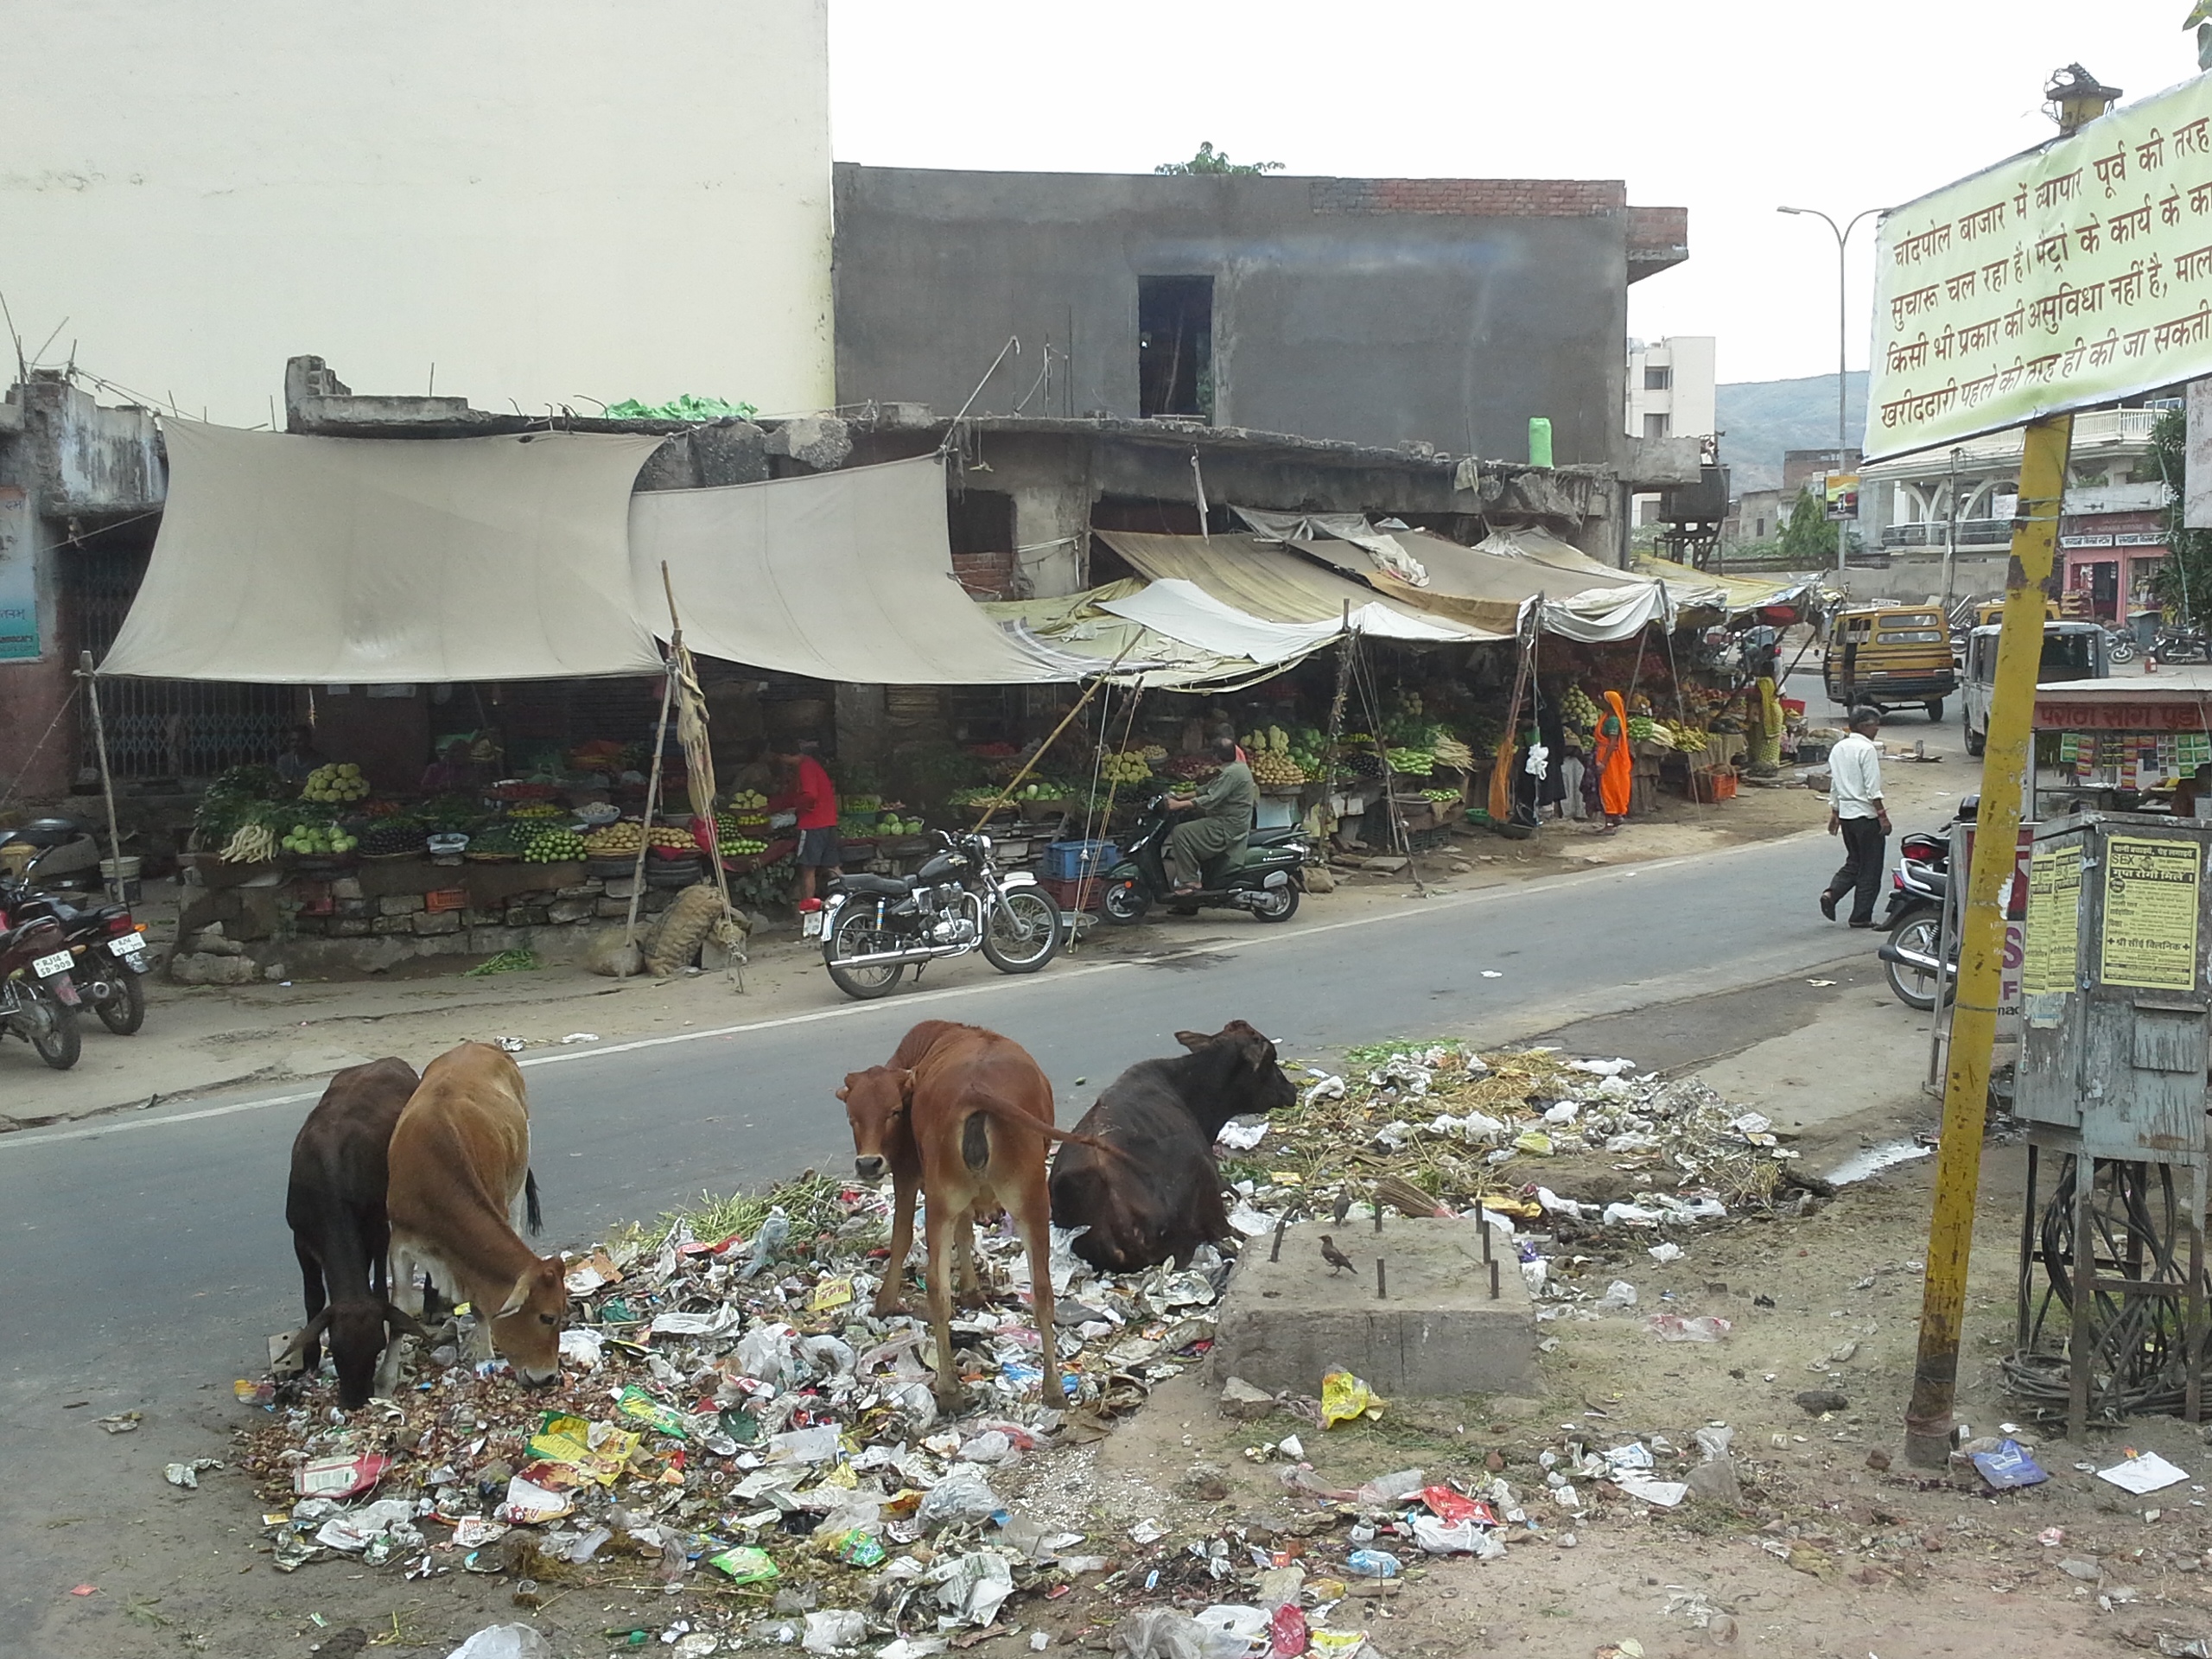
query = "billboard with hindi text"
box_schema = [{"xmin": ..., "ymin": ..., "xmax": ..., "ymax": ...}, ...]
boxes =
[{"xmin": 1866, "ymin": 72, "xmax": 2212, "ymax": 461}]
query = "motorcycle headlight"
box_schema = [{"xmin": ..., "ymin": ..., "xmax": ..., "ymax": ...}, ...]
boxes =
[{"xmin": 979, "ymin": 835, "xmax": 992, "ymax": 854}]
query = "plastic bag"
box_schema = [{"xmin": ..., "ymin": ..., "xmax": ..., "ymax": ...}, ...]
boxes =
[
  {"xmin": 1352, "ymin": 1467, "xmax": 1423, "ymax": 1504},
  {"xmin": 932, "ymin": 1551, "xmax": 1014, "ymax": 1626},
  {"xmin": 801, "ymin": 1610, "xmax": 868, "ymax": 1654},
  {"xmin": 445, "ymin": 1628, "xmax": 555, "ymax": 1659},
  {"xmin": 1319, "ymin": 1370, "xmax": 1385, "ymax": 1428},
  {"xmin": 1193, "ymin": 1606, "xmax": 1269, "ymax": 1658},
  {"xmin": 1643, "ymin": 1314, "xmax": 1732, "ymax": 1343},
  {"xmin": 916, "ymin": 1465, "xmax": 1001, "ymax": 1531},
  {"xmin": 1111, "ymin": 1610, "xmax": 1210, "ymax": 1659},
  {"xmin": 1268, "ymin": 1605, "xmax": 1307, "ymax": 1658},
  {"xmin": 735, "ymin": 1322, "xmax": 798, "ymax": 1385}
]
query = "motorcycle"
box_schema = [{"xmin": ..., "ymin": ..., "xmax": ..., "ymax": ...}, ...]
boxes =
[
  {"xmin": 0, "ymin": 877, "xmax": 150, "ymax": 1035},
  {"xmin": 811, "ymin": 829, "xmax": 1062, "ymax": 1001},
  {"xmin": 0, "ymin": 816, "xmax": 105, "ymax": 893},
  {"xmin": 2107, "ymin": 626, "xmax": 2139, "ymax": 665},
  {"xmin": 0, "ymin": 910, "xmax": 85, "ymax": 1070},
  {"xmin": 1876, "ymin": 795, "xmax": 1975, "ymax": 1012},
  {"xmin": 2152, "ymin": 626, "xmax": 2210, "ymax": 665},
  {"xmin": 1096, "ymin": 793, "xmax": 1310, "ymax": 926}
]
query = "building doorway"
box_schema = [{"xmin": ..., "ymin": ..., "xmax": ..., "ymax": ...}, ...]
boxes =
[{"xmin": 1138, "ymin": 276, "xmax": 1213, "ymax": 421}]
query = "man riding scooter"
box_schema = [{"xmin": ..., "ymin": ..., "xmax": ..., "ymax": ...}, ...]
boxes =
[{"xmin": 1165, "ymin": 737, "xmax": 1255, "ymax": 896}]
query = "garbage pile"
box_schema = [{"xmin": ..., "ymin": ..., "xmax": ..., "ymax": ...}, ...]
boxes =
[{"xmin": 231, "ymin": 1041, "xmax": 1804, "ymax": 1651}]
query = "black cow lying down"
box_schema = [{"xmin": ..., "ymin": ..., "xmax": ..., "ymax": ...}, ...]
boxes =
[
  {"xmin": 281, "ymin": 1057, "xmax": 430, "ymax": 1407},
  {"xmin": 1049, "ymin": 1020, "xmax": 1296, "ymax": 1270}
]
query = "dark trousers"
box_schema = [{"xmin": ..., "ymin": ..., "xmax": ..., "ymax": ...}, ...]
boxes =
[{"xmin": 1827, "ymin": 816, "xmax": 1886, "ymax": 925}]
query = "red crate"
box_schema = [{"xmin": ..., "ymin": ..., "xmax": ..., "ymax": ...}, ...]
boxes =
[
  {"xmin": 1038, "ymin": 874, "xmax": 1104, "ymax": 912},
  {"xmin": 424, "ymin": 887, "xmax": 469, "ymax": 913}
]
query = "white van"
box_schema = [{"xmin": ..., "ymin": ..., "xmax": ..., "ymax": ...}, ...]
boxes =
[{"xmin": 1961, "ymin": 620, "xmax": 2108, "ymax": 756}]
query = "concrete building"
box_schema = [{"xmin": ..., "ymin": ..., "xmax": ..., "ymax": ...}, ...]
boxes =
[
  {"xmin": 1, "ymin": 0, "xmax": 834, "ymax": 427},
  {"xmin": 832, "ymin": 167, "xmax": 1690, "ymax": 476},
  {"xmin": 1856, "ymin": 406, "xmax": 2171, "ymax": 618},
  {"xmin": 1624, "ymin": 337, "xmax": 1717, "ymax": 445}
]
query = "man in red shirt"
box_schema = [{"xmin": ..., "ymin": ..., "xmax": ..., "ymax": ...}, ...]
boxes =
[{"xmin": 769, "ymin": 740, "xmax": 841, "ymax": 904}]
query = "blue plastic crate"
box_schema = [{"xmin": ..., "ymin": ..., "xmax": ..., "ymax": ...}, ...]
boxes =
[{"xmin": 1042, "ymin": 839, "xmax": 1119, "ymax": 881}]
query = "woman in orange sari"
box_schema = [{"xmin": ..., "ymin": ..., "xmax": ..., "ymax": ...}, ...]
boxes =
[{"xmin": 1593, "ymin": 691, "xmax": 1633, "ymax": 830}]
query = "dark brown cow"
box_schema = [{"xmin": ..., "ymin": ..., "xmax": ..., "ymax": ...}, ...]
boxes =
[
  {"xmin": 281, "ymin": 1058, "xmax": 428, "ymax": 1408},
  {"xmin": 385, "ymin": 1042, "xmax": 565, "ymax": 1388},
  {"xmin": 1049, "ymin": 1020, "xmax": 1295, "ymax": 1270},
  {"xmin": 840, "ymin": 1020, "xmax": 1108, "ymax": 1408}
]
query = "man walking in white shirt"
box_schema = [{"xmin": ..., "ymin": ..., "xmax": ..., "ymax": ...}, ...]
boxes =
[{"xmin": 1821, "ymin": 707, "xmax": 1891, "ymax": 928}]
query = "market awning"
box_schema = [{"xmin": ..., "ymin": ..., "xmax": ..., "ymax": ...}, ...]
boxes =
[
  {"xmin": 1094, "ymin": 530, "xmax": 1504, "ymax": 643},
  {"xmin": 980, "ymin": 582, "xmax": 1294, "ymax": 690},
  {"xmin": 1630, "ymin": 552, "xmax": 1814, "ymax": 619},
  {"xmin": 1288, "ymin": 526, "xmax": 1670, "ymax": 642},
  {"xmin": 99, "ymin": 422, "xmax": 667, "ymax": 682},
  {"xmin": 628, "ymin": 455, "xmax": 1068, "ymax": 685},
  {"xmin": 1099, "ymin": 578, "xmax": 1474, "ymax": 665}
]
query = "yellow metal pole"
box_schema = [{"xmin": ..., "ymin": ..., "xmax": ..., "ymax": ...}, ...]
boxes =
[{"xmin": 1903, "ymin": 411, "xmax": 2071, "ymax": 1466}]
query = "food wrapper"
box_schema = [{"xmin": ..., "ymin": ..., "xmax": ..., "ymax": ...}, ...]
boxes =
[
  {"xmin": 708, "ymin": 1545, "xmax": 779, "ymax": 1584},
  {"xmin": 1320, "ymin": 1370, "xmax": 1385, "ymax": 1428},
  {"xmin": 616, "ymin": 1385, "xmax": 690, "ymax": 1440},
  {"xmin": 1420, "ymin": 1485, "xmax": 1490, "ymax": 1524},
  {"xmin": 1307, "ymin": 1630, "xmax": 1369, "ymax": 1659},
  {"xmin": 292, "ymin": 1453, "xmax": 392, "ymax": 1499},
  {"xmin": 810, "ymin": 1275, "xmax": 855, "ymax": 1313},
  {"xmin": 526, "ymin": 1414, "xmax": 639, "ymax": 1485}
]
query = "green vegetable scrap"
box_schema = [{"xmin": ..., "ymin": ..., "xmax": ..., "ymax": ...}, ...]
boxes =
[
  {"xmin": 602, "ymin": 394, "xmax": 760, "ymax": 423},
  {"xmin": 462, "ymin": 949, "xmax": 540, "ymax": 977}
]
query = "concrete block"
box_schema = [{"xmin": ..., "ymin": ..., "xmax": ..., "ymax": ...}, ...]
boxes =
[
  {"xmin": 505, "ymin": 905, "xmax": 550, "ymax": 927},
  {"xmin": 1211, "ymin": 1219, "xmax": 1535, "ymax": 1399},
  {"xmin": 556, "ymin": 880, "xmax": 603, "ymax": 899},
  {"xmin": 168, "ymin": 951, "xmax": 260, "ymax": 987},
  {"xmin": 336, "ymin": 899, "xmax": 370, "ymax": 918},
  {"xmin": 594, "ymin": 897, "xmax": 631, "ymax": 918},
  {"xmin": 330, "ymin": 876, "xmax": 365, "ymax": 900},
  {"xmin": 463, "ymin": 908, "xmax": 503, "ymax": 928},
  {"xmin": 547, "ymin": 898, "xmax": 595, "ymax": 925},
  {"xmin": 412, "ymin": 910, "xmax": 461, "ymax": 935},
  {"xmin": 378, "ymin": 893, "xmax": 426, "ymax": 917},
  {"xmin": 601, "ymin": 878, "xmax": 638, "ymax": 899},
  {"xmin": 371, "ymin": 914, "xmax": 410, "ymax": 935},
  {"xmin": 332, "ymin": 918, "xmax": 371, "ymax": 937}
]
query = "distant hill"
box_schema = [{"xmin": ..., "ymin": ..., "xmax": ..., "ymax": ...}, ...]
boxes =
[{"xmin": 1715, "ymin": 372, "xmax": 1869, "ymax": 494}]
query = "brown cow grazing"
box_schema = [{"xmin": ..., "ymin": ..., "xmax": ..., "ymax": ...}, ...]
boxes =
[
  {"xmin": 385, "ymin": 1041, "xmax": 566, "ymax": 1390},
  {"xmin": 841, "ymin": 1021, "xmax": 1106, "ymax": 1409},
  {"xmin": 281, "ymin": 1058, "xmax": 430, "ymax": 1408},
  {"xmin": 1050, "ymin": 1020, "xmax": 1296, "ymax": 1271}
]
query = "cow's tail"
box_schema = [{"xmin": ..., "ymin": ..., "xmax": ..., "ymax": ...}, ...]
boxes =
[
  {"xmin": 960, "ymin": 1095, "xmax": 1129, "ymax": 1165},
  {"xmin": 524, "ymin": 1170, "xmax": 543, "ymax": 1236}
]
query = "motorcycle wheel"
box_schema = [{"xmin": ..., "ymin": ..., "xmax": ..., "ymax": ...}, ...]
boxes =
[
  {"xmin": 24, "ymin": 986, "xmax": 82, "ymax": 1071},
  {"xmin": 1249, "ymin": 883, "xmax": 1300, "ymax": 924},
  {"xmin": 2110, "ymin": 639, "xmax": 2138, "ymax": 664},
  {"xmin": 1884, "ymin": 912, "xmax": 1950, "ymax": 1013},
  {"xmin": 982, "ymin": 890, "xmax": 1062, "ymax": 975},
  {"xmin": 823, "ymin": 906, "xmax": 907, "ymax": 1001},
  {"xmin": 1098, "ymin": 879, "xmax": 1151, "ymax": 926},
  {"xmin": 95, "ymin": 971, "xmax": 146, "ymax": 1036}
]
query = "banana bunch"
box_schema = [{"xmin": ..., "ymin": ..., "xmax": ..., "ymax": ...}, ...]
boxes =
[
  {"xmin": 220, "ymin": 822, "xmax": 276, "ymax": 863},
  {"xmin": 1102, "ymin": 750, "xmax": 1153, "ymax": 786},
  {"xmin": 301, "ymin": 763, "xmax": 369, "ymax": 804},
  {"xmin": 1671, "ymin": 726, "xmax": 1713, "ymax": 753}
]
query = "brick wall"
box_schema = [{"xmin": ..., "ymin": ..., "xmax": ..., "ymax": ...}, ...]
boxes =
[
  {"xmin": 950, "ymin": 549, "xmax": 1015, "ymax": 598},
  {"xmin": 1627, "ymin": 205, "xmax": 1689, "ymax": 257},
  {"xmin": 1308, "ymin": 177, "xmax": 1626, "ymax": 216}
]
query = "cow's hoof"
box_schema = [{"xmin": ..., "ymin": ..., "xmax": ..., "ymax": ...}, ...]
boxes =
[
  {"xmin": 872, "ymin": 1297, "xmax": 911, "ymax": 1318},
  {"xmin": 955, "ymin": 1288, "xmax": 992, "ymax": 1312}
]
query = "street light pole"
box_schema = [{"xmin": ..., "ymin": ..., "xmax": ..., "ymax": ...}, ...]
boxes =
[
  {"xmin": 1778, "ymin": 204, "xmax": 1885, "ymax": 580},
  {"xmin": 1942, "ymin": 446, "xmax": 1963, "ymax": 616}
]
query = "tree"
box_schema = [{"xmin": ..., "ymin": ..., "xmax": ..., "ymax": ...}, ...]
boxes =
[
  {"xmin": 2147, "ymin": 406, "xmax": 2212, "ymax": 626},
  {"xmin": 1778, "ymin": 486, "xmax": 1840, "ymax": 565},
  {"xmin": 1154, "ymin": 142, "xmax": 1283, "ymax": 176}
]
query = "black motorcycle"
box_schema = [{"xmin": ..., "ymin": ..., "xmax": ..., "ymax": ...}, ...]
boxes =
[
  {"xmin": 0, "ymin": 816, "xmax": 105, "ymax": 893},
  {"xmin": 1876, "ymin": 795, "xmax": 1975, "ymax": 1012},
  {"xmin": 2152, "ymin": 626, "xmax": 2209, "ymax": 665},
  {"xmin": 1096, "ymin": 793, "xmax": 1309, "ymax": 926},
  {"xmin": 812, "ymin": 829, "xmax": 1062, "ymax": 1001},
  {"xmin": 0, "ymin": 878, "xmax": 150, "ymax": 1035},
  {"xmin": 0, "ymin": 910, "xmax": 84, "ymax": 1070}
]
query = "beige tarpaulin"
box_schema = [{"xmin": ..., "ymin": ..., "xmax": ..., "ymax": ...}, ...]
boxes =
[
  {"xmin": 99, "ymin": 422, "xmax": 666, "ymax": 682},
  {"xmin": 629, "ymin": 454, "xmax": 1067, "ymax": 685}
]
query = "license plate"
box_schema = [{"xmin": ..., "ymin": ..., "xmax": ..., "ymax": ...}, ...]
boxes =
[
  {"xmin": 111, "ymin": 933, "xmax": 145, "ymax": 957},
  {"xmin": 31, "ymin": 950, "xmax": 72, "ymax": 979},
  {"xmin": 802, "ymin": 912, "xmax": 825, "ymax": 939}
]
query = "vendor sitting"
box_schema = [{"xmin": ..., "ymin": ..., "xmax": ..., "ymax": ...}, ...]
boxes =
[
  {"xmin": 2176, "ymin": 764, "xmax": 2212, "ymax": 818},
  {"xmin": 1164, "ymin": 736, "xmax": 1255, "ymax": 895},
  {"xmin": 419, "ymin": 738, "xmax": 486, "ymax": 795}
]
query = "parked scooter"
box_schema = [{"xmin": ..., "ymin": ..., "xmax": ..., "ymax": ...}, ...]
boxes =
[
  {"xmin": 1877, "ymin": 796, "xmax": 1974, "ymax": 1011},
  {"xmin": 0, "ymin": 877, "xmax": 150, "ymax": 1034},
  {"xmin": 0, "ymin": 910, "xmax": 84, "ymax": 1070},
  {"xmin": 0, "ymin": 817, "xmax": 104, "ymax": 893},
  {"xmin": 1096, "ymin": 792, "xmax": 1310, "ymax": 925}
]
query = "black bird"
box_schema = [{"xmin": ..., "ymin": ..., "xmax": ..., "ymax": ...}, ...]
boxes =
[
  {"xmin": 1319, "ymin": 1234, "xmax": 1356, "ymax": 1275},
  {"xmin": 1332, "ymin": 1193, "xmax": 1352, "ymax": 1225}
]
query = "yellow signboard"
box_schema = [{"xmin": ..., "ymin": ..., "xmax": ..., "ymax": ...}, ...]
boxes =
[
  {"xmin": 1867, "ymin": 71, "xmax": 2212, "ymax": 460},
  {"xmin": 2100, "ymin": 835, "xmax": 2201, "ymax": 991}
]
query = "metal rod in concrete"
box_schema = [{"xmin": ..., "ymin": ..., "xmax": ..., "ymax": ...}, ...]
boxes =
[
  {"xmin": 1376, "ymin": 1260, "xmax": 1387, "ymax": 1300},
  {"xmin": 1489, "ymin": 1260, "xmax": 1501, "ymax": 1300},
  {"xmin": 1482, "ymin": 1213, "xmax": 1493, "ymax": 1261},
  {"xmin": 1373, "ymin": 1197, "xmax": 1383, "ymax": 1235},
  {"xmin": 1270, "ymin": 1219, "xmax": 1286, "ymax": 1263}
]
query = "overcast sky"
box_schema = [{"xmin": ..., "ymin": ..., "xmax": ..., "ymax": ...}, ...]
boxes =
[{"xmin": 830, "ymin": 1, "xmax": 2196, "ymax": 387}]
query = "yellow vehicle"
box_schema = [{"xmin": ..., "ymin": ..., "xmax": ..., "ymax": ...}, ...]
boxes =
[
  {"xmin": 1971, "ymin": 598, "xmax": 2061, "ymax": 629},
  {"xmin": 1823, "ymin": 605, "xmax": 1959, "ymax": 721}
]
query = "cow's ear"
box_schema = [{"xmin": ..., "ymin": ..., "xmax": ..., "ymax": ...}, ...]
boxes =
[
  {"xmin": 893, "ymin": 1068, "xmax": 918, "ymax": 1104},
  {"xmin": 1173, "ymin": 1030, "xmax": 1211, "ymax": 1052},
  {"xmin": 493, "ymin": 1271, "xmax": 535, "ymax": 1319},
  {"xmin": 836, "ymin": 1084, "xmax": 850, "ymax": 1102}
]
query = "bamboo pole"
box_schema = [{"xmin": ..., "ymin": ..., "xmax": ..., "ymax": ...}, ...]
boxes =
[
  {"xmin": 965, "ymin": 642, "xmax": 1135, "ymax": 835},
  {"xmin": 78, "ymin": 652, "xmax": 125, "ymax": 902},
  {"xmin": 1902, "ymin": 411, "xmax": 2072, "ymax": 1467},
  {"xmin": 622, "ymin": 659, "xmax": 678, "ymax": 967}
]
